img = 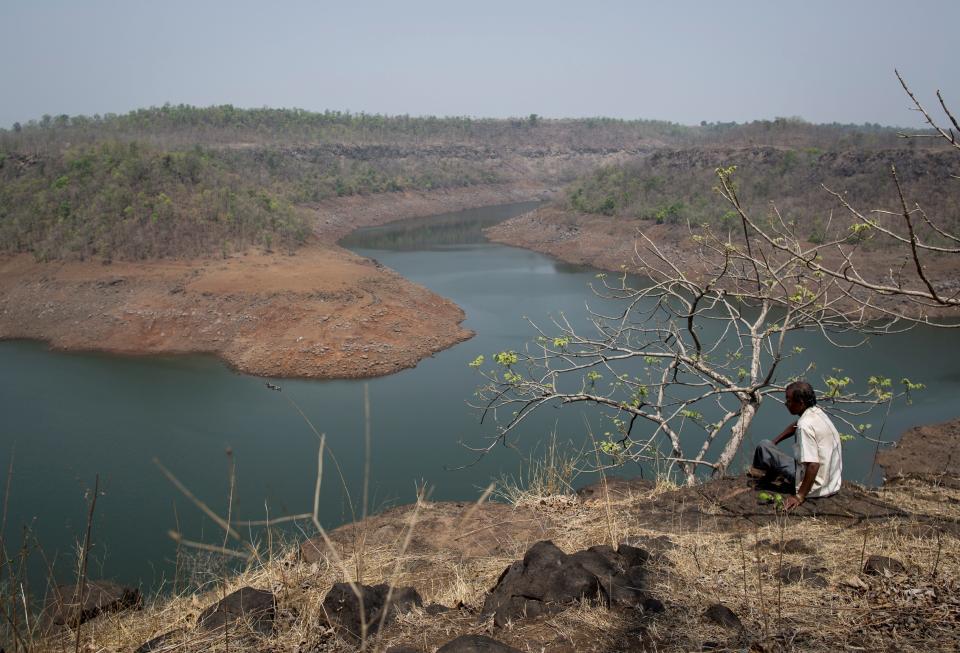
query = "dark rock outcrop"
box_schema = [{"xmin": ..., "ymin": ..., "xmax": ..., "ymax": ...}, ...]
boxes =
[
  {"xmin": 43, "ymin": 580, "xmax": 142, "ymax": 627},
  {"xmin": 482, "ymin": 540, "xmax": 649, "ymax": 627},
  {"xmin": 703, "ymin": 603, "xmax": 742, "ymax": 629},
  {"xmin": 322, "ymin": 582, "xmax": 422, "ymax": 641},
  {"xmin": 437, "ymin": 634, "xmax": 523, "ymax": 652},
  {"xmin": 198, "ymin": 586, "xmax": 276, "ymax": 636}
]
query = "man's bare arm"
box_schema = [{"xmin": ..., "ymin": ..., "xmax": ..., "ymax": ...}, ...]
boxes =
[
  {"xmin": 773, "ymin": 422, "xmax": 798, "ymax": 445},
  {"xmin": 785, "ymin": 462, "xmax": 820, "ymax": 511}
]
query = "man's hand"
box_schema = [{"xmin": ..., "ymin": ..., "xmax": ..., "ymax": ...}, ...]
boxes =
[
  {"xmin": 784, "ymin": 494, "xmax": 805, "ymax": 511},
  {"xmin": 787, "ymin": 461, "xmax": 820, "ymax": 511}
]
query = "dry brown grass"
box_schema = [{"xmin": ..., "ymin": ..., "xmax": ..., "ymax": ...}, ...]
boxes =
[{"xmin": 20, "ymin": 477, "xmax": 960, "ymax": 653}]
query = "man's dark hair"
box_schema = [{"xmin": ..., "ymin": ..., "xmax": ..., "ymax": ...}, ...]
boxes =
[{"xmin": 786, "ymin": 380, "xmax": 817, "ymax": 407}]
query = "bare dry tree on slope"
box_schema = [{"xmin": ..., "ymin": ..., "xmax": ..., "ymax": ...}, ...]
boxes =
[
  {"xmin": 471, "ymin": 74, "xmax": 951, "ymax": 484},
  {"xmin": 721, "ymin": 71, "xmax": 960, "ymax": 326}
]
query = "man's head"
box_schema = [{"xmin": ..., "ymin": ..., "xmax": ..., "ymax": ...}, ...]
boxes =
[{"xmin": 785, "ymin": 380, "xmax": 816, "ymax": 415}]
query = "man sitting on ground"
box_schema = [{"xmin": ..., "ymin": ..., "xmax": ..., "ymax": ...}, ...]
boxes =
[{"xmin": 752, "ymin": 380, "xmax": 842, "ymax": 511}]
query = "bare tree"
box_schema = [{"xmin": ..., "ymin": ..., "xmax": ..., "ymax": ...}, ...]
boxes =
[
  {"xmin": 471, "ymin": 170, "xmax": 920, "ymax": 484},
  {"xmin": 719, "ymin": 71, "xmax": 960, "ymax": 326},
  {"xmin": 471, "ymin": 73, "xmax": 952, "ymax": 485}
]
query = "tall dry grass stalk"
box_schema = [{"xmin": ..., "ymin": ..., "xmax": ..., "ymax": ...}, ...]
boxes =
[{"xmin": 494, "ymin": 430, "xmax": 583, "ymax": 505}]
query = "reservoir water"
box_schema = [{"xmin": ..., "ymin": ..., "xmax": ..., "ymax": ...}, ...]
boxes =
[{"xmin": 2, "ymin": 201, "xmax": 960, "ymax": 590}]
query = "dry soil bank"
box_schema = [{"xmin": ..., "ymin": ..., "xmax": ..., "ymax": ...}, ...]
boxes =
[{"xmin": 0, "ymin": 184, "xmax": 544, "ymax": 378}]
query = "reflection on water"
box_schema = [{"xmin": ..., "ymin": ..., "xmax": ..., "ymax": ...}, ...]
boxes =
[
  {"xmin": 552, "ymin": 261, "xmax": 595, "ymax": 275},
  {"xmin": 340, "ymin": 201, "xmax": 541, "ymax": 250}
]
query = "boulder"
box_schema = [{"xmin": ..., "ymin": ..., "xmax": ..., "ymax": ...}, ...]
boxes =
[
  {"xmin": 482, "ymin": 540, "xmax": 649, "ymax": 627},
  {"xmin": 703, "ymin": 603, "xmax": 742, "ymax": 629},
  {"xmin": 863, "ymin": 555, "xmax": 907, "ymax": 576},
  {"xmin": 43, "ymin": 580, "xmax": 142, "ymax": 627},
  {"xmin": 322, "ymin": 582, "xmax": 422, "ymax": 641},
  {"xmin": 778, "ymin": 564, "xmax": 828, "ymax": 587},
  {"xmin": 198, "ymin": 586, "xmax": 276, "ymax": 636},
  {"xmin": 437, "ymin": 634, "xmax": 523, "ymax": 652},
  {"xmin": 569, "ymin": 544, "xmax": 648, "ymax": 607}
]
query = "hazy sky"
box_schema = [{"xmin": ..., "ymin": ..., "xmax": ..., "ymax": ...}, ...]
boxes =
[{"xmin": 2, "ymin": 0, "xmax": 958, "ymax": 128}]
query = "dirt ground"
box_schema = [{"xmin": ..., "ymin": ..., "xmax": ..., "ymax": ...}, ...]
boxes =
[
  {"xmin": 0, "ymin": 244, "xmax": 473, "ymax": 378},
  {"xmin": 36, "ymin": 422, "xmax": 960, "ymax": 652},
  {"xmin": 877, "ymin": 417, "xmax": 960, "ymax": 488},
  {"xmin": 0, "ymin": 184, "xmax": 544, "ymax": 378}
]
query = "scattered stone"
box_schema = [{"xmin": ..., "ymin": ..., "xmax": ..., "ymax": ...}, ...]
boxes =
[
  {"xmin": 198, "ymin": 586, "xmax": 276, "ymax": 636},
  {"xmin": 863, "ymin": 555, "xmax": 907, "ymax": 576},
  {"xmin": 322, "ymin": 582, "xmax": 422, "ymax": 641},
  {"xmin": 482, "ymin": 540, "xmax": 649, "ymax": 627},
  {"xmin": 779, "ymin": 564, "xmax": 828, "ymax": 587},
  {"xmin": 43, "ymin": 580, "xmax": 142, "ymax": 627},
  {"xmin": 704, "ymin": 603, "xmax": 742, "ymax": 629},
  {"xmin": 841, "ymin": 576, "xmax": 869, "ymax": 590},
  {"xmin": 134, "ymin": 629, "xmax": 183, "ymax": 653},
  {"xmin": 436, "ymin": 634, "xmax": 523, "ymax": 652}
]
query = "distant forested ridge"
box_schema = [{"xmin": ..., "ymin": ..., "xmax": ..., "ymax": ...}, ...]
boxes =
[
  {"xmin": 562, "ymin": 147, "xmax": 960, "ymax": 244},
  {"xmin": 0, "ymin": 105, "xmax": 947, "ymax": 260}
]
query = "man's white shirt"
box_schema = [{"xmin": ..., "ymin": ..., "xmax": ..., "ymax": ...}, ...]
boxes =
[{"xmin": 793, "ymin": 405, "xmax": 842, "ymax": 497}]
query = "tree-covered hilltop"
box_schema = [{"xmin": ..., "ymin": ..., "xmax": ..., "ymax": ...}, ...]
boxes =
[
  {"xmin": 0, "ymin": 142, "xmax": 314, "ymax": 261},
  {"xmin": 562, "ymin": 147, "xmax": 960, "ymax": 243},
  {"xmin": 0, "ymin": 104, "xmax": 925, "ymax": 151},
  {"xmin": 0, "ymin": 104, "xmax": 948, "ymax": 261}
]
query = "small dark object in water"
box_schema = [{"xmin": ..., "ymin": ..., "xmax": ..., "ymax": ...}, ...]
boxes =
[{"xmin": 265, "ymin": 382, "xmax": 282, "ymax": 391}]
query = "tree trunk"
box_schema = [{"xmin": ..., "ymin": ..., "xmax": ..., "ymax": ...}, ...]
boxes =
[{"xmin": 714, "ymin": 398, "xmax": 758, "ymax": 477}]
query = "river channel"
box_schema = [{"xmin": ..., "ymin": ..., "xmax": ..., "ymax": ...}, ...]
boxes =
[{"xmin": 2, "ymin": 201, "xmax": 959, "ymax": 590}]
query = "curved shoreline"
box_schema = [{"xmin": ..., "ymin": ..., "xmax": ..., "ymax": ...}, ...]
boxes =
[
  {"xmin": 0, "ymin": 185, "xmax": 544, "ymax": 379},
  {"xmin": 485, "ymin": 205, "xmax": 960, "ymax": 319}
]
